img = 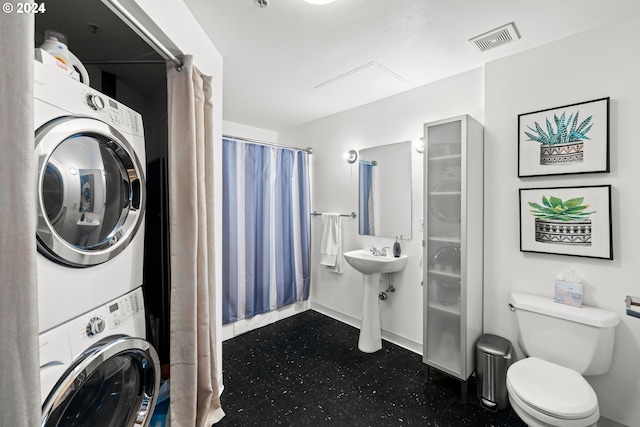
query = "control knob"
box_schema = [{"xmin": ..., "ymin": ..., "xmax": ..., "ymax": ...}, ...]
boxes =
[
  {"xmin": 86, "ymin": 93, "xmax": 105, "ymax": 111},
  {"xmin": 85, "ymin": 316, "xmax": 105, "ymax": 337}
]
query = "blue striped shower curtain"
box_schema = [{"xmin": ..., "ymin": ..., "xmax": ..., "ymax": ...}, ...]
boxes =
[
  {"xmin": 359, "ymin": 161, "xmax": 375, "ymax": 235},
  {"xmin": 222, "ymin": 138, "xmax": 311, "ymax": 324}
]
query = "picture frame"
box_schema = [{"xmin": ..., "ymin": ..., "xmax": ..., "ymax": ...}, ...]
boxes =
[
  {"xmin": 518, "ymin": 97, "xmax": 609, "ymax": 177},
  {"xmin": 519, "ymin": 185, "xmax": 612, "ymax": 260}
]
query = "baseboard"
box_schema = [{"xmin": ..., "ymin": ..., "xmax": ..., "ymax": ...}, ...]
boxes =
[
  {"xmin": 310, "ymin": 302, "xmax": 422, "ymax": 356},
  {"xmin": 381, "ymin": 328, "xmax": 422, "ymax": 355},
  {"xmin": 221, "ymin": 300, "xmax": 311, "ymax": 341},
  {"xmin": 221, "ymin": 301, "xmax": 422, "ymax": 356},
  {"xmin": 310, "ymin": 302, "xmax": 361, "ymax": 330},
  {"xmin": 598, "ymin": 416, "xmax": 628, "ymax": 427}
]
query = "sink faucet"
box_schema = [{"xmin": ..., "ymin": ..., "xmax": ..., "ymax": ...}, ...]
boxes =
[{"xmin": 370, "ymin": 245, "xmax": 391, "ymax": 256}]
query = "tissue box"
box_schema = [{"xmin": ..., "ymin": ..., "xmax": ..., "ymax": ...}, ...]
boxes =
[{"xmin": 554, "ymin": 280, "xmax": 583, "ymax": 307}]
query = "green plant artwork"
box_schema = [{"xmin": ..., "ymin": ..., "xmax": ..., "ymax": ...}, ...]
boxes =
[
  {"xmin": 528, "ymin": 195, "xmax": 596, "ymax": 221},
  {"xmin": 525, "ymin": 111, "xmax": 593, "ymax": 146}
]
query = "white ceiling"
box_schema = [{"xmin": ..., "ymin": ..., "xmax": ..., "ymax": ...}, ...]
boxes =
[{"xmin": 183, "ymin": 0, "xmax": 640, "ymax": 132}]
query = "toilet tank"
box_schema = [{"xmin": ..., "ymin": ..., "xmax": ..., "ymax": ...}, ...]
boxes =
[{"xmin": 510, "ymin": 292, "xmax": 619, "ymax": 375}]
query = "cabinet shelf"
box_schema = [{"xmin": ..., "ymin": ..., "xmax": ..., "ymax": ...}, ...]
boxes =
[
  {"xmin": 427, "ymin": 355, "xmax": 462, "ymax": 378},
  {"xmin": 428, "ymin": 236, "xmax": 461, "ymax": 244},
  {"xmin": 428, "ymin": 154, "xmax": 462, "ymax": 162},
  {"xmin": 428, "ymin": 302, "xmax": 461, "ymax": 316},
  {"xmin": 428, "ymin": 191, "xmax": 461, "ymax": 196},
  {"xmin": 427, "ymin": 269, "xmax": 461, "ymax": 279}
]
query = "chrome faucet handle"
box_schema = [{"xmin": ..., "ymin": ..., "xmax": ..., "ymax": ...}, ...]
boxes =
[{"xmin": 370, "ymin": 245, "xmax": 382, "ymax": 256}]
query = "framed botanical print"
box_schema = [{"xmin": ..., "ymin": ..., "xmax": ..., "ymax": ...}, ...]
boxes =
[
  {"xmin": 518, "ymin": 98, "xmax": 609, "ymax": 177},
  {"xmin": 519, "ymin": 185, "xmax": 612, "ymax": 260}
]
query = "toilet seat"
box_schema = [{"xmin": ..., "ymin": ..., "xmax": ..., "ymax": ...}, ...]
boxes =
[{"xmin": 507, "ymin": 357, "xmax": 599, "ymax": 424}]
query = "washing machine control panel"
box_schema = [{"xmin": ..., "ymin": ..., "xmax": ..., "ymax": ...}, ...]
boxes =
[
  {"xmin": 105, "ymin": 100, "xmax": 142, "ymax": 135},
  {"xmin": 86, "ymin": 93, "xmax": 105, "ymax": 111},
  {"xmin": 85, "ymin": 316, "xmax": 106, "ymax": 337},
  {"xmin": 79, "ymin": 87, "xmax": 143, "ymax": 136},
  {"xmin": 107, "ymin": 289, "xmax": 143, "ymax": 329},
  {"xmin": 62, "ymin": 288, "xmax": 146, "ymax": 361},
  {"xmin": 34, "ymin": 59, "xmax": 144, "ymax": 139}
]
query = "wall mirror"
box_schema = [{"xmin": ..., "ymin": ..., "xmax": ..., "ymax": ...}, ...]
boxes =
[{"xmin": 358, "ymin": 141, "xmax": 412, "ymax": 239}]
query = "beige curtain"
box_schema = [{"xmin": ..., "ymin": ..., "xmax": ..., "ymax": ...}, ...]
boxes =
[
  {"xmin": 166, "ymin": 55, "xmax": 224, "ymax": 426},
  {"xmin": 0, "ymin": 11, "xmax": 40, "ymax": 427}
]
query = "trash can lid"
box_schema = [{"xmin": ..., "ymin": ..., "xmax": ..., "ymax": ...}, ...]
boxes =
[{"xmin": 477, "ymin": 334, "xmax": 512, "ymax": 357}]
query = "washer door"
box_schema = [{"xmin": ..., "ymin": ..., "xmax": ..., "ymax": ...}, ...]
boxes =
[
  {"xmin": 35, "ymin": 116, "xmax": 145, "ymax": 267},
  {"xmin": 41, "ymin": 336, "xmax": 160, "ymax": 427}
]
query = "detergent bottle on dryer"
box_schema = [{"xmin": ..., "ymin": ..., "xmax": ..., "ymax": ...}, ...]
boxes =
[{"xmin": 38, "ymin": 30, "xmax": 90, "ymax": 85}]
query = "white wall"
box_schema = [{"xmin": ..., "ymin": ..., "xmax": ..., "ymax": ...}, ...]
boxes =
[
  {"xmin": 223, "ymin": 120, "xmax": 278, "ymax": 144},
  {"xmin": 131, "ymin": 0, "xmax": 225, "ymax": 390},
  {"xmin": 484, "ymin": 15, "xmax": 640, "ymax": 426},
  {"xmin": 279, "ymin": 68, "xmax": 483, "ymax": 352}
]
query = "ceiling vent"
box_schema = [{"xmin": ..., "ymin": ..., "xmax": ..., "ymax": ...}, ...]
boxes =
[{"xmin": 469, "ymin": 22, "xmax": 520, "ymax": 53}]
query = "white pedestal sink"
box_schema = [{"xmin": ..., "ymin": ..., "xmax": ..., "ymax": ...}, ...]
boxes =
[{"xmin": 343, "ymin": 249, "xmax": 408, "ymax": 353}]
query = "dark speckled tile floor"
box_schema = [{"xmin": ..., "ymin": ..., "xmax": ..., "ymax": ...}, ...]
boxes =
[{"xmin": 217, "ymin": 310, "xmax": 526, "ymax": 426}]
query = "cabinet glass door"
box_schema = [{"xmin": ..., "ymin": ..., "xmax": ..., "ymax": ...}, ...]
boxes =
[{"xmin": 425, "ymin": 120, "xmax": 462, "ymax": 375}]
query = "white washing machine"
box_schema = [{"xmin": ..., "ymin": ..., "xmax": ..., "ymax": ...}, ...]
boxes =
[
  {"xmin": 34, "ymin": 59, "xmax": 147, "ymax": 332},
  {"xmin": 39, "ymin": 286, "xmax": 160, "ymax": 426}
]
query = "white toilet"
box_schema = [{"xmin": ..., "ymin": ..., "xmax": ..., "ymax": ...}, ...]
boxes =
[{"xmin": 506, "ymin": 292, "xmax": 619, "ymax": 427}]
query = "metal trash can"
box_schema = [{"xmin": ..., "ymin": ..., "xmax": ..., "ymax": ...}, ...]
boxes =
[{"xmin": 476, "ymin": 334, "xmax": 512, "ymax": 411}]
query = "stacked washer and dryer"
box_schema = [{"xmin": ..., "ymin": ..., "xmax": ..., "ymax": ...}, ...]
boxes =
[{"xmin": 34, "ymin": 58, "xmax": 160, "ymax": 426}]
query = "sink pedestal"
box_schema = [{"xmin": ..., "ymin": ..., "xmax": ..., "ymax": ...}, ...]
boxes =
[
  {"xmin": 342, "ymin": 249, "xmax": 408, "ymax": 354},
  {"xmin": 359, "ymin": 272, "xmax": 382, "ymax": 353}
]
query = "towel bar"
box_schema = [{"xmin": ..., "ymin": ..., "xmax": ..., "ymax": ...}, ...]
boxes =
[{"xmin": 311, "ymin": 211, "xmax": 356, "ymax": 218}]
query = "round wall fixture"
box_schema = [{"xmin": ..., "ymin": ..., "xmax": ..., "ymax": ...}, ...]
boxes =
[{"xmin": 343, "ymin": 149, "xmax": 358, "ymax": 164}]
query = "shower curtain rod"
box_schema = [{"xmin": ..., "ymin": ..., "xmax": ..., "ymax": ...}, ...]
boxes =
[
  {"xmin": 223, "ymin": 134, "xmax": 313, "ymax": 154},
  {"xmin": 102, "ymin": 0, "xmax": 184, "ymax": 71}
]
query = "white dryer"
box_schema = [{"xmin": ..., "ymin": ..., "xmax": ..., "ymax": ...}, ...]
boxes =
[
  {"xmin": 34, "ymin": 59, "xmax": 147, "ymax": 332},
  {"xmin": 39, "ymin": 287, "xmax": 160, "ymax": 426}
]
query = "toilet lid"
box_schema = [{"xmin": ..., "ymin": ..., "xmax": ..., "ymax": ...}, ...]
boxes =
[{"xmin": 507, "ymin": 357, "xmax": 598, "ymax": 420}]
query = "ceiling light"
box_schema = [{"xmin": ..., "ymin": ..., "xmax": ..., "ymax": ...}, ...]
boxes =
[
  {"xmin": 304, "ymin": 0, "xmax": 336, "ymax": 5},
  {"xmin": 255, "ymin": 0, "xmax": 269, "ymax": 7}
]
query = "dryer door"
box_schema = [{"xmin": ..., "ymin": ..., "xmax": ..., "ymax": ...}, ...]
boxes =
[
  {"xmin": 35, "ymin": 116, "xmax": 145, "ymax": 267},
  {"xmin": 41, "ymin": 336, "xmax": 160, "ymax": 427}
]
